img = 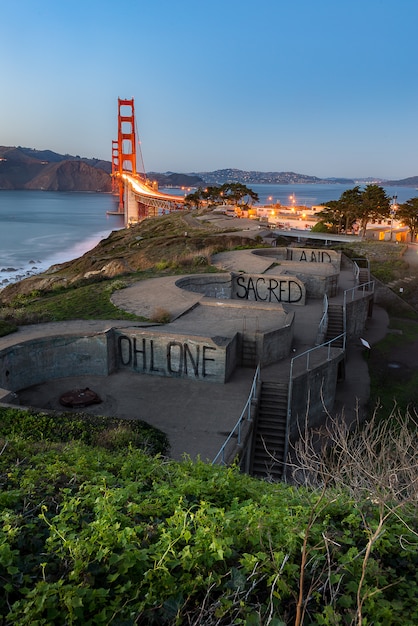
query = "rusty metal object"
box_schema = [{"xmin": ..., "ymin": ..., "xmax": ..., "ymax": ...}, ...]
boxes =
[{"xmin": 59, "ymin": 387, "xmax": 102, "ymax": 408}]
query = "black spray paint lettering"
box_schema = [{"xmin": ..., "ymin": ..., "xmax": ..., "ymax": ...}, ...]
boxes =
[
  {"xmin": 287, "ymin": 249, "xmax": 332, "ymax": 263},
  {"xmin": 118, "ymin": 336, "xmax": 216, "ymax": 377},
  {"xmin": 235, "ymin": 275, "xmax": 303, "ymax": 303}
]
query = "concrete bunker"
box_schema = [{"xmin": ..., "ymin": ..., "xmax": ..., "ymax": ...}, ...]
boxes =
[{"xmin": 0, "ymin": 246, "xmax": 374, "ymax": 471}]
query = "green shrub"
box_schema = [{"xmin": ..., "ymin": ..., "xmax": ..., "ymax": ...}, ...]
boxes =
[
  {"xmin": 0, "ymin": 406, "xmax": 170, "ymax": 456},
  {"xmin": 0, "ymin": 429, "xmax": 416, "ymax": 625},
  {"xmin": 0, "ymin": 319, "xmax": 17, "ymax": 337}
]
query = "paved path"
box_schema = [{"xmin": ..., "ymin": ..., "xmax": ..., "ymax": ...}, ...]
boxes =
[{"xmin": 403, "ymin": 242, "xmax": 418, "ymax": 271}]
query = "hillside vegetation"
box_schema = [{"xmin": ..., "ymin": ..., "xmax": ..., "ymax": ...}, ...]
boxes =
[
  {"xmin": 0, "ymin": 405, "xmax": 416, "ymax": 625},
  {"xmin": 0, "ymin": 212, "xmax": 261, "ymax": 327}
]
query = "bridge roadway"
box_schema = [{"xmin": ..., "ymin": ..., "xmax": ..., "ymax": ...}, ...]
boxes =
[
  {"xmin": 6, "ymin": 253, "xmax": 389, "ymax": 464},
  {"xmin": 121, "ymin": 174, "xmax": 186, "ymax": 225}
]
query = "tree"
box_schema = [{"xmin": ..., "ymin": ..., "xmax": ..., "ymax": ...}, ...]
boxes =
[
  {"xmin": 316, "ymin": 185, "xmax": 390, "ymax": 237},
  {"xmin": 220, "ymin": 182, "xmax": 259, "ymax": 206},
  {"xmin": 315, "ymin": 200, "xmax": 347, "ymax": 233},
  {"xmin": 184, "ymin": 188, "xmax": 205, "ymax": 209},
  {"xmin": 338, "ymin": 185, "xmax": 363, "ymax": 232},
  {"xmin": 357, "ymin": 184, "xmax": 390, "ymax": 236},
  {"xmin": 397, "ymin": 197, "xmax": 418, "ymax": 241},
  {"xmin": 185, "ymin": 183, "xmax": 259, "ymax": 209},
  {"xmin": 315, "ymin": 187, "xmax": 362, "ymax": 234}
]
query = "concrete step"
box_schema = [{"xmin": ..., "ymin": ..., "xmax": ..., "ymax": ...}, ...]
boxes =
[
  {"xmin": 242, "ymin": 340, "xmax": 258, "ymax": 367},
  {"xmin": 250, "ymin": 381, "xmax": 288, "ymax": 481}
]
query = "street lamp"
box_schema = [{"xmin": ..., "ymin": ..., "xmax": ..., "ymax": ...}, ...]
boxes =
[{"xmin": 390, "ymin": 195, "xmax": 398, "ymax": 241}]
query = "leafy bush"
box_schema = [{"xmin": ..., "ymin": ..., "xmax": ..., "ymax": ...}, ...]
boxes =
[
  {"xmin": 0, "ymin": 406, "xmax": 170, "ymax": 456},
  {"xmin": 0, "ymin": 427, "xmax": 416, "ymax": 625},
  {"xmin": 0, "ymin": 319, "xmax": 17, "ymax": 337}
]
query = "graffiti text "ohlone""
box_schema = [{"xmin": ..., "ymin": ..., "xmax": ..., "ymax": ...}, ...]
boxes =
[{"xmin": 118, "ymin": 336, "xmax": 217, "ymax": 378}]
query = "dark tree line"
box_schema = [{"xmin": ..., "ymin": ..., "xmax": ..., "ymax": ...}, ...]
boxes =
[
  {"xmin": 184, "ymin": 182, "xmax": 259, "ymax": 209},
  {"xmin": 397, "ymin": 197, "xmax": 418, "ymax": 241},
  {"xmin": 314, "ymin": 185, "xmax": 391, "ymax": 237},
  {"xmin": 315, "ymin": 184, "xmax": 418, "ymax": 240}
]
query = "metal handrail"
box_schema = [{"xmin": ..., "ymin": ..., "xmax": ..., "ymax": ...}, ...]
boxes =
[
  {"xmin": 352, "ymin": 257, "xmax": 370, "ymax": 268},
  {"xmin": 353, "ymin": 260, "xmax": 360, "ymax": 282},
  {"xmin": 351, "ymin": 257, "xmax": 370, "ymax": 283},
  {"xmin": 317, "ymin": 293, "xmax": 329, "ymax": 342},
  {"xmin": 344, "ymin": 280, "xmax": 375, "ymax": 305},
  {"xmin": 289, "ymin": 334, "xmax": 346, "ymax": 378},
  {"xmin": 212, "ymin": 363, "xmax": 261, "ymax": 465}
]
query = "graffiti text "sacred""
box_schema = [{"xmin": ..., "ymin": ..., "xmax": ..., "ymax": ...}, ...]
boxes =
[{"xmin": 235, "ymin": 275, "xmax": 303, "ymax": 303}]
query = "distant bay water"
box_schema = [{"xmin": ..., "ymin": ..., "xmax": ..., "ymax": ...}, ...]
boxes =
[
  {"xmin": 162, "ymin": 182, "xmax": 416, "ymax": 206},
  {"xmin": 242, "ymin": 183, "xmax": 417, "ymax": 207},
  {"xmin": 0, "ymin": 191, "xmax": 123, "ymax": 288},
  {"xmin": 1, "ymin": 184, "xmax": 417, "ymax": 289}
]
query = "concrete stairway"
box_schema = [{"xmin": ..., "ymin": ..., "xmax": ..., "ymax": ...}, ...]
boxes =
[
  {"xmin": 358, "ymin": 267, "xmax": 370, "ymax": 286},
  {"xmin": 241, "ymin": 337, "xmax": 258, "ymax": 367},
  {"xmin": 325, "ymin": 304, "xmax": 345, "ymax": 347},
  {"xmin": 250, "ymin": 381, "xmax": 288, "ymax": 481}
]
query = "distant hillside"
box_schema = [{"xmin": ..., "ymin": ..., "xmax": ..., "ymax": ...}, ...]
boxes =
[
  {"xmin": 146, "ymin": 171, "xmax": 204, "ymax": 187},
  {"xmin": 0, "ymin": 146, "xmax": 111, "ymax": 191},
  {"xmin": 384, "ymin": 175, "xmax": 418, "ymax": 187},
  {"xmin": 3, "ymin": 146, "xmax": 416, "ymax": 191},
  {"xmin": 192, "ymin": 168, "xmax": 354, "ymax": 185}
]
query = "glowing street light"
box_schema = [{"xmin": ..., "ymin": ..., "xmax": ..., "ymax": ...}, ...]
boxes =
[{"xmin": 390, "ymin": 195, "xmax": 398, "ymax": 241}]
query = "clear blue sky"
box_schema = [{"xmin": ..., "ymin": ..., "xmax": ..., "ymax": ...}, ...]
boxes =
[{"xmin": 2, "ymin": 0, "xmax": 417, "ymax": 179}]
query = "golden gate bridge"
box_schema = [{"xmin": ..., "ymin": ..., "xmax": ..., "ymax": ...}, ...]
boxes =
[{"xmin": 109, "ymin": 98, "xmax": 186, "ymax": 226}]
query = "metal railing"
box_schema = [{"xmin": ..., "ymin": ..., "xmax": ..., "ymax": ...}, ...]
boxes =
[
  {"xmin": 289, "ymin": 333, "xmax": 346, "ymax": 378},
  {"xmin": 212, "ymin": 364, "xmax": 261, "ymax": 465},
  {"xmin": 351, "ymin": 257, "xmax": 370, "ymax": 283},
  {"xmin": 344, "ymin": 280, "xmax": 375, "ymax": 305},
  {"xmin": 317, "ymin": 293, "xmax": 329, "ymax": 343}
]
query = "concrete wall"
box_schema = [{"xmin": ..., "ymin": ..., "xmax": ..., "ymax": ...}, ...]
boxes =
[
  {"xmin": 0, "ymin": 327, "xmax": 238, "ymax": 392},
  {"xmin": 288, "ymin": 351, "xmax": 344, "ymax": 440},
  {"xmin": 345, "ymin": 292, "xmax": 374, "ymax": 339},
  {"xmin": 258, "ymin": 320, "xmax": 294, "ymax": 365},
  {"xmin": 0, "ymin": 333, "xmax": 111, "ymax": 392},
  {"xmin": 290, "ymin": 270, "xmax": 339, "ymax": 298},
  {"xmin": 115, "ymin": 329, "xmax": 237, "ymax": 383},
  {"xmin": 175, "ymin": 274, "xmax": 232, "ymax": 299},
  {"xmin": 254, "ymin": 247, "xmax": 341, "ymax": 269},
  {"xmin": 176, "ymin": 267, "xmax": 339, "ymax": 302},
  {"xmin": 232, "ymin": 273, "xmax": 306, "ymax": 305}
]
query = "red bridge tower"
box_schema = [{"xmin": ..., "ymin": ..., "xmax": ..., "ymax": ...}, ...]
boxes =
[{"xmin": 112, "ymin": 98, "xmax": 137, "ymax": 211}]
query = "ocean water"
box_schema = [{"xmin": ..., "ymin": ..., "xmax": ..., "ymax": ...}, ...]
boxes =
[
  {"xmin": 1, "ymin": 185, "xmax": 416, "ymax": 289},
  {"xmin": 0, "ymin": 191, "xmax": 124, "ymax": 288}
]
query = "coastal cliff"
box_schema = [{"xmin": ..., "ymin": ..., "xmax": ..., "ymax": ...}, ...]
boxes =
[
  {"xmin": 0, "ymin": 146, "xmax": 111, "ymax": 192},
  {"xmin": 24, "ymin": 160, "xmax": 111, "ymax": 192}
]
